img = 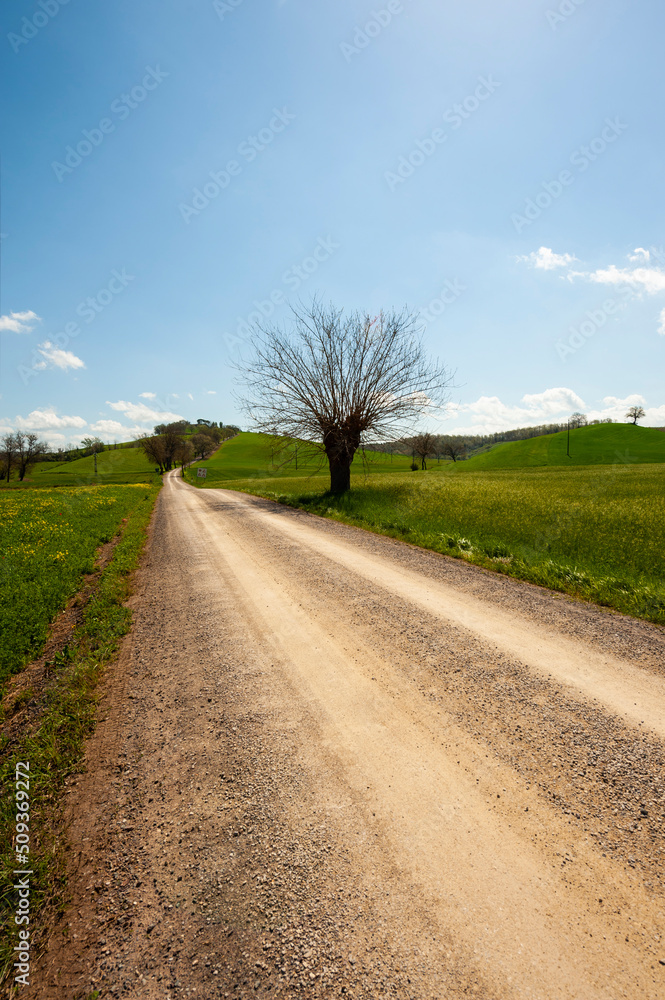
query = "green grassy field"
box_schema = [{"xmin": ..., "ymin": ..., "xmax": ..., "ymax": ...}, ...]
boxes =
[
  {"xmin": 1, "ymin": 445, "xmax": 161, "ymax": 489},
  {"xmin": 188, "ymin": 432, "xmax": 413, "ymax": 485},
  {"xmin": 202, "ymin": 430, "xmax": 665, "ymax": 624},
  {"xmin": 463, "ymin": 422, "xmax": 665, "ymax": 469},
  {"xmin": 0, "ymin": 483, "xmax": 159, "ymax": 982},
  {"xmin": 0, "ymin": 483, "xmax": 159, "ymax": 690}
]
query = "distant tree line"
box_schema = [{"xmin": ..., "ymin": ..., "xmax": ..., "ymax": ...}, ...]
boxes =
[
  {"xmin": 366, "ymin": 415, "xmax": 617, "ymax": 466},
  {"xmin": 0, "ymin": 418, "xmax": 240, "ymax": 481}
]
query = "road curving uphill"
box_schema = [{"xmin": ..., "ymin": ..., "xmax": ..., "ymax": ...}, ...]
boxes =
[{"xmin": 32, "ymin": 469, "xmax": 665, "ymax": 999}]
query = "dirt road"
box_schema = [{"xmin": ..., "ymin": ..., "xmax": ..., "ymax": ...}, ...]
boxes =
[{"xmin": 31, "ymin": 471, "xmax": 665, "ymax": 999}]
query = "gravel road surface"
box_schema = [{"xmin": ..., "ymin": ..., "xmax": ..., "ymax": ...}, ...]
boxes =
[{"xmin": 29, "ymin": 470, "xmax": 665, "ymax": 999}]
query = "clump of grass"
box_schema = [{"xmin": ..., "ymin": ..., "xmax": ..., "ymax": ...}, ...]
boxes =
[{"xmin": 8, "ymin": 687, "xmax": 36, "ymax": 717}]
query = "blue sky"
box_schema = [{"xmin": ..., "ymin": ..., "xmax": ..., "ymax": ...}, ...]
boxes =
[{"xmin": 1, "ymin": 0, "xmax": 664, "ymax": 446}]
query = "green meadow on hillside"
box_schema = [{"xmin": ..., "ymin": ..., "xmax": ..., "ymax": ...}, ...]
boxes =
[
  {"xmin": 2, "ymin": 445, "xmax": 161, "ymax": 488},
  {"xmin": 188, "ymin": 432, "xmax": 412, "ymax": 484},
  {"xmin": 462, "ymin": 422, "xmax": 665, "ymax": 470}
]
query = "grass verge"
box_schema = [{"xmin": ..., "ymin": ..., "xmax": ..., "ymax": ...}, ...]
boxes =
[
  {"xmin": 0, "ymin": 486, "xmax": 159, "ymax": 990},
  {"xmin": 0, "ymin": 484, "xmax": 160, "ymax": 693}
]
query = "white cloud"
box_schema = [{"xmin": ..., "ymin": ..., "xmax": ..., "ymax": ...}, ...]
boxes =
[
  {"xmin": 562, "ymin": 248, "xmax": 665, "ymax": 298},
  {"xmin": 658, "ymin": 308, "xmax": 665, "ymax": 336},
  {"xmin": 205, "ymin": 390, "xmax": 217, "ymax": 395},
  {"xmin": 0, "ymin": 310, "xmax": 41, "ymax": 334},
  {"xmin": 518, "ymin": 247, "xmax": 578, "ymax": 271},
  {"xmin": 187, "ymin": 393, "xmax": 194, "ymax": 401},
  {"xmin": 33, "ymin": 341, "xmax": 86, "ymax": 372},
  {"xmin": 586, "ymin": 395, "xmax": 665, "ymax": 426},
  {"xmin": 89, "ymin": 419, "xmax": 129, "ymax": 435},
  {"xmin": 590, "ymin": 394, "xmax": 645, "ymax": 421},
  {"xmin": 526, "ymin": 247, "xmax": 665, "ymax": 336},
  {"xmin": 14, "ymin": 409, "xmax": 87, "ymax": 431},
  {"xmin": 575, "ymin": 264, "xmax": 665, "ymax": 295},
  {"xmin": 106, "ymin": 399, "xmax": 183, "ymax": 425},
  {"xmin": 437, "ymin": 389, "xmax": 585, "ymax": 435},
  {"xmin": 521, "ymin": 386, "xmax": 585, "ymax": 415},
  {"xmin": 139, "ymin": 392, "xmax": 156, "ymax": 400},
  {"xmin": 439, "ymin": 388, "xmax": 665, "ymax": 435},
  {"xmin": 89, "ymin": 419, "xmax": 147, "ymax": 440}
]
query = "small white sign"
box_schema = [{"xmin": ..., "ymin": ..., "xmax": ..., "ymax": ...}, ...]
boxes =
[{"xmin": 197, "ymin": 468, "xmax": 207, "ymax": 478}]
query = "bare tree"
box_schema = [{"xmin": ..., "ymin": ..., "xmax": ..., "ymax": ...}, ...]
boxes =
[
  {"xmin": 191, "ymin": 433, "xmax": 216, "ymax": 460},
  {"xmin": 138, "ymin": 423, "xmax": 184, "ymax": 472},
  {"xmin": 1, "ymin": 433, "xmax": 17, "ymax": 482},
  {"xmin": 237, "ymin": 301, "xmax": 452, "ymax": 493},
  {"xmin": 406, "ymin": 432, "xmax": 436, "ymax": 470},
  {"xmin": 137, "ymin": 433, "xmax": 168, "ymax": 473},
  {"xmin": 81, "ymin": 436, "xmax": 105, "ymax": 474},
  {"xmin": 162, "ymin": 424, "xmax": 185, "ymax": 470},
  {"xmin": 175, "ymin": 438, "xmax": 194, "ymax": 475},
  {"xmin": 81, "ymin": 436, "xmax": 105, "ymax": 454},
  {"xmin": 569, "ymin": 412, "xmax": 588, "ymax": 428},
  {"xmin": 15, "ymin": 432, "xmax": 47, "ymax": 481},
  {"xmin": 442, "ymin": 439, "xmax": 466, "ymax": 463},
  {"xmin": 626, "ymin": 405, "xmax": 645, "ymax": 425}
]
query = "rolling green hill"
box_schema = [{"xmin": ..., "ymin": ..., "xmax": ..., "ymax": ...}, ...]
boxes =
[
  {"xmin": 189, "ymin": 432, "xmax": 413, "ymax": 485},
  {"xmin": 460, "ymin": 423, "xmax": 665, "ymax": 470},
  {"xmin": 3, "ymin": 445, "xmax": 160, "ymax": 488}
]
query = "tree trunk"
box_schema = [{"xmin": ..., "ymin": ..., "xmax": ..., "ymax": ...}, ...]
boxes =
[
  {"xmin": 323, "ymin": 428, "xmax": 359, "ymax": 494},
  {"xmin": 328, "ymin": 455, "xmax": 351, "ymax": 493}
]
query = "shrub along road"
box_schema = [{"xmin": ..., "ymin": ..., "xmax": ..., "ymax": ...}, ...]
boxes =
[{"xmin": 30, "ymin": 469, "xmax": 665, "ymax": 999}]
